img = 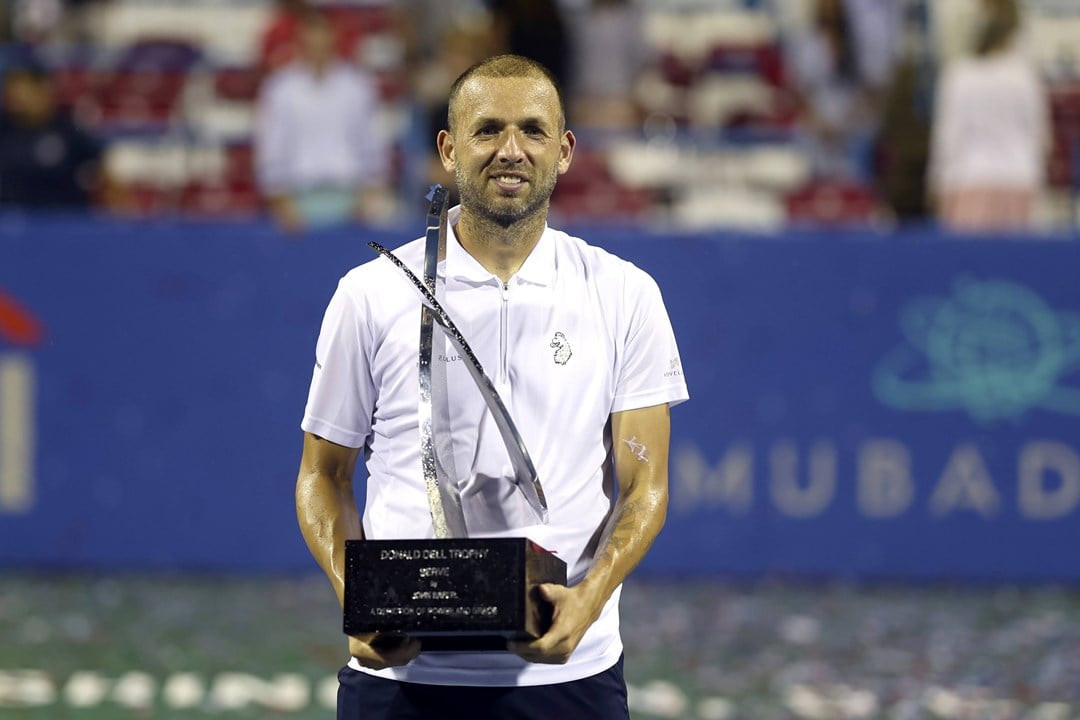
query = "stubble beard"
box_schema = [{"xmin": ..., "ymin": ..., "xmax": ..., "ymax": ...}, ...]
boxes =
[{"xmin": 456, "ymin": 163, "xmax": 559, "ymax": 229}]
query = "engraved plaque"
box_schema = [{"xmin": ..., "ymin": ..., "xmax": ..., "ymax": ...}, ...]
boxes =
[{"xmin": 344, "ymin": 538, "xmax": 567, "ymax": 652}]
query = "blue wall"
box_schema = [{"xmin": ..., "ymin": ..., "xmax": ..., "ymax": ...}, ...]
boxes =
[{"xmin": 2, "ymin": 215, "xmax": 1079, "ymax": 581}]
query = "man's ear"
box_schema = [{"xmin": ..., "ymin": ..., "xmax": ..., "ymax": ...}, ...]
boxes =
[
  {"xmin": 558, "ymin": 129, "xmax": 576, "ymax": 175},
  {"xmin": 437, "ymin": 130, "xmax": 455, "ymax": 172}
]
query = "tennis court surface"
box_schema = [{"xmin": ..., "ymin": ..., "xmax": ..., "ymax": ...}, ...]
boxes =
[{"xmin": 3, "ymin": 575, "xmax": 1078, "ymax": 719}]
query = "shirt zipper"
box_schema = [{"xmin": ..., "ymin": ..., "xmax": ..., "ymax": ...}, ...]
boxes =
[{"xmin": 499, "ymin": 281, "xmax": 510, "ymax": 384}]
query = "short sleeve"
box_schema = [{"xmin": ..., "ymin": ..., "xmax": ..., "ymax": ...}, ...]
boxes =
[
  {"xmin": 300, "ymin": 281, "xmax": 376, "ymax": 448},
  {"xmin": 611, "ymin": 268, "xmax": 689, "ymax": 413}
]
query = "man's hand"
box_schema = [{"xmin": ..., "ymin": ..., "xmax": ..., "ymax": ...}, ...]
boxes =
[
  {"xmin": 348, "ymin": 632, "xmax": 421, "ymax": 670},
  {"xmin": 506, "ymin": 583, "xmax": 601, "ymax": 664}
]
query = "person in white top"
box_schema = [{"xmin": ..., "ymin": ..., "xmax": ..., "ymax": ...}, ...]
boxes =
[
  {"xmin": 296, "ymin": 55, "xmax": 688, "ymax": 719},
  {"xmin": 927, "ymin": 0, "xmax": 1050, "ymax": 231},
  {"xmin": 254, "ymin": 10, "xmax": 392, "ymax": 232}
]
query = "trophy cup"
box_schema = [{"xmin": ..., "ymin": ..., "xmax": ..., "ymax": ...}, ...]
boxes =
[{"xmin": 342, "ymin": 186, "xmax": 567, "ymax": 652}]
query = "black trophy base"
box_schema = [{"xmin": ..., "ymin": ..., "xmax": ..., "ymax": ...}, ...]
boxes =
[{"xmin": 344, "ymin": 537, "xmax": 567, "ymax": 653}]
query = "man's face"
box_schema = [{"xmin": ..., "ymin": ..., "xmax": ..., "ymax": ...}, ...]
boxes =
[
  {"xmin": 299, "ymin": 20, "xmax": 334, "ymax": 66},
  {"xmin": 438, "ymin": 75, "xmax": 574, "ymax": 228}
]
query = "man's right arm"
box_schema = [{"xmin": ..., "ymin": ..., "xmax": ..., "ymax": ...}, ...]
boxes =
[
  {"xmin": 295, "ymin": 431, "xmax": 420, "ymax": 668},
  {"xmin": 296, "ymin": 431, "xmax": 363, "ymax": 607}
]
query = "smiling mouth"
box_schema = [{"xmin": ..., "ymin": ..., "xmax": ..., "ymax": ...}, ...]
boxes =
[{"xmin": 491, "ymin": 175, "xmax": 526, "ymax": 190}]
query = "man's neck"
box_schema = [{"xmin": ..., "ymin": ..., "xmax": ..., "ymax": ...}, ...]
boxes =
[
  {"xmin": 304, "ymin": 57, "xmax": 332, "ymax": 80},
  {"xmin": 454, "ymin": 209, "xmax": 548, "ymax": 284}
]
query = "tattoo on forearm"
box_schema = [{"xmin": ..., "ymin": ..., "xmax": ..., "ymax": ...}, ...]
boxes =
[
  {"xmin": 624, "ymin": 436, "xmax": 648, "ymax": 463},
  {"xmin": 596, "ymin": 500, "xmax": 638, "ymax": 567}
]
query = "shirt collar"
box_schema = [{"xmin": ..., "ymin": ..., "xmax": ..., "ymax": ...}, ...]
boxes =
[{"xmin": 441, "ymin": 205, "xmax": 556, "ymax": 287}]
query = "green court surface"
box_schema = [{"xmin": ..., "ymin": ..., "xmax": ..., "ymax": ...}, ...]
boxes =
[{"xmin": 2, "ymin": 575, "xmax": 1078, "ymax": 719}]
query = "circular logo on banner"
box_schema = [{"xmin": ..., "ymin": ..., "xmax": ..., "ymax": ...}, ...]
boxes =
[{"xmin": 873, "ymin": 277, "xmax": 1080, "ymax": 423}]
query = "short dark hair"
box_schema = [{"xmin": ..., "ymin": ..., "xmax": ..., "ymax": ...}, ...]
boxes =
[
  {"xmin": 446, "ymin": 54, "xmax": 566, "ymax": 133},
  {"xmin": 975, "ymin": 0, "xmax": 1020, "ymax": 56}
]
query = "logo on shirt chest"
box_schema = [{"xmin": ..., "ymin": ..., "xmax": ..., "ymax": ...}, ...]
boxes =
[{"xmin": 550, "ymin": 332, "xmax": 572, "ymax": 365}]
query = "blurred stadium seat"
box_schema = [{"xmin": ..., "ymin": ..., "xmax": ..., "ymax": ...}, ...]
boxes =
[{"xmin": 785, "ymin": 179, "xmax": 884, "ymax": 226}]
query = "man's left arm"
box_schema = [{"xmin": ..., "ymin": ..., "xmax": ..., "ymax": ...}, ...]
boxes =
[{"xmin": 509, "ymin": 402, "xmax": 670, "ymax": 664}]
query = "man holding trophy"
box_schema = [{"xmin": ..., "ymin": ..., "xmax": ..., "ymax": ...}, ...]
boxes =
[{"xmin": 296, "ymin": 54, "xmax": 689, "ymax": 719}]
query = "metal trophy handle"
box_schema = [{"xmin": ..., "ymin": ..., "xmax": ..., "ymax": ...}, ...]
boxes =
[
  {"xmin": 416, "ymin": 186, "xmax": 466, "ymax": 538},
  {"xmin": 370, "ymin": 188, "xmax": 549, "ymax": 536}
]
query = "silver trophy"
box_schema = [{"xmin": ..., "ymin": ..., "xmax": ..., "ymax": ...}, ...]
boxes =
[{"xmin": 343, "ymin": 186, "xmax": 565, "ymax": 652}]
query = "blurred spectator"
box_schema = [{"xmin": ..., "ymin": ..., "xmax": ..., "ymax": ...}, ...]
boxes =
[
  {"xmin": 489, "ymin": 0, "xmax": 570, "ymax": 96},
  {"xmin": 394, "ymin": 0, "xmax": 491, "ymax": 67},
  {"xmin": 408, "ymin": 21, "xmax": 493, "ymax": 206},
  {"xmin": 254, "ymin": 11, "xmax": 392, "ymax": 232},
  {"xmin": 9, "ymin": 0, "xmax": 63, "ymax": 44},
  {"xmin": 787, "ymin": 0, "xmax": 900, "ymax": 180},
  {"xmin": 874, "ymin": 1, "xmax": 934, "ymax": 222},
  {"xmin": 0, "ymin": 52, "xmax": 103, "ymax": 209},
  {"xmin": 927, "ymin": 0, "xmax": 1049, "ymax": 231},
  {"xmin": 569, "ymin": 0, "xmax": 647, "ymax": 130},
  {"xmin": 844, "ymin": 0, "xmax": 903, "ymax": 99},
  {"xmin": 6, "ymin": 0, "xmax": 97, "ymax": 46},
  {"xmin": 258, "ymin": 0, "xmax": 363, "ymax": 76},
  {"xmin": 393, "ymin": 0, "xmax": 494, "ymax": 208},
  {"xmin": 396, "ymin": 0, "xmax": 494, "ymax": 131}
]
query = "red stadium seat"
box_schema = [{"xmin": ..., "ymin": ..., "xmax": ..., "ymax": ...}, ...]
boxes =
[
  {"xmin": 214, "ymin": 67, "xmax": 261, "ymax": 102},
  {"xmin": 785, "ymin": 181, "xmax": 883, "ymax": 225},
  {"xmin": 179, "ymin": 181, "xmax": 260, "ymax": 217}
]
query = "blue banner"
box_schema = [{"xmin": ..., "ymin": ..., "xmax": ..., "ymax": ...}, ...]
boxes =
[{"xmin": 2, "ymin": 215, "xmax": 1079, "ymax": 581}]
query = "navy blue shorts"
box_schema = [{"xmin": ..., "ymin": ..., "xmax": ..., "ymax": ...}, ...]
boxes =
[{"xmin": 337, "ymin": 655, "xmax": 629, "ymax": 720}]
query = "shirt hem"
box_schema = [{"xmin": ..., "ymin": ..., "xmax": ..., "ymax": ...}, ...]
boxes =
[{"xmin": 346, "ymin": 639, "xmax": 624, "ymax": 687}]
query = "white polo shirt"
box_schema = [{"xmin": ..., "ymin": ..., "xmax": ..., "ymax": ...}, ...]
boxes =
[{"xmin": 301, "ymin": 207, "xmax": 689, "ymax": 686}]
